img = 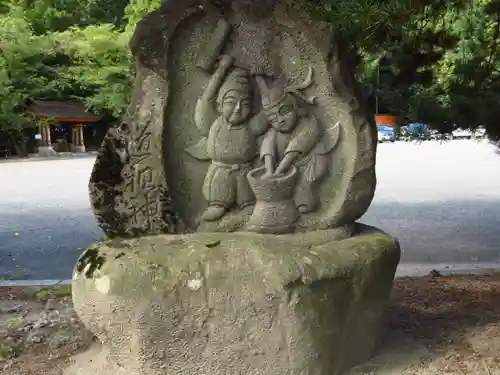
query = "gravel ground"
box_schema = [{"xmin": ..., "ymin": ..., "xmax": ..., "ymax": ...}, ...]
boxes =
[
  {"xmin": 3, "ymin": 274, "xmax": 500, "ymax": 375},
  {"xmin": 0, "ymin": 285, "xmax": 94, "ymax": 374},
  {"xmin": 0, "ymin": 140, "xmax": 499, "ymax": 280}
]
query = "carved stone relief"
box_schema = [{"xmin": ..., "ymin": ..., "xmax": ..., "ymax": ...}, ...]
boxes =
[
  {"xmin": 89, "ymin": 0, "xmax": 377, "ymax": 237},
  {"xmin": 186, "ymin": 51, "xmax": 340, "ymax": 233}
]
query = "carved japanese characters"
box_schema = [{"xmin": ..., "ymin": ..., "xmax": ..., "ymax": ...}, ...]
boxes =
[{"xmin": 88, "ymin": 0, "xmax": 377, "ymax": 237}]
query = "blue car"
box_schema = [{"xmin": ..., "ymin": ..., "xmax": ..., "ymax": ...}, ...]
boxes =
[
  {"xmin": 402, "ymin": 123, "xmax": 430, "ymax": 139},
  {"xmin": 377, "ymin": 125, "xmax": 396, "ymax": 142}
]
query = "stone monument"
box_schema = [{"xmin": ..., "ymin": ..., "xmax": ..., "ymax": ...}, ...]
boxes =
[{"xmin": 71, "ymin": 1, "xmax": 401, "ymax": 374}]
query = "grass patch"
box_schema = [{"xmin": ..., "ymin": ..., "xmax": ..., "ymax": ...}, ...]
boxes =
[
  {"xmin": 20, "ymin": 285, "xmax": 72, "ymax": 301},
  {"xmin": 0, "ymin": 342, "xmax": 21, "ymax": 359}
]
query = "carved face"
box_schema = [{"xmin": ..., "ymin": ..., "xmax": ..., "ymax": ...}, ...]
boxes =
[
  {"xmin": 265, "ymin": 95, "xmax": 298, "ymax": 133},
  {"xmin": 220, "ymin": 89, "xmax": 252, "ymax": 125}
]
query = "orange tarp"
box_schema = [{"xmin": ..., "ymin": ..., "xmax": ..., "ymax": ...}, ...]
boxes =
[{"xmin": 375, "ymin": 115, "xmax": 397, "ymax": 126}]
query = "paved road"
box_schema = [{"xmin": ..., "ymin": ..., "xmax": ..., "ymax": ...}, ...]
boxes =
[
  {"xmin": 1, "ymin": 140, "xmax": 500, "ymax": 280},
  {"xmin": 363, "ymin": 140, "xmax": 500, "ymax": 264}
]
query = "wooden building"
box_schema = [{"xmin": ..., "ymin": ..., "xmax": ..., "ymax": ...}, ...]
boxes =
[{"xmin": 29, "ymin": 100, "xmax": 102, "ymax": 153}]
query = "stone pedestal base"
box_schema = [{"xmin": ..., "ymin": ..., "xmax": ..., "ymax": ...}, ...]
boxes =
[
  {"xmin": 71, "ymin": 224, "xmax": 400, "ymax": 375},
  {"xmin": 37, "ymin": 146, "xmax": 57, "ymax": 157},
  {"xmin": 72, "ymin": 144, "xmax": 86, "ymax": 153},
  {"xmin": 67, "ymin": 330, "xmax": 430, "ymax": 375}
]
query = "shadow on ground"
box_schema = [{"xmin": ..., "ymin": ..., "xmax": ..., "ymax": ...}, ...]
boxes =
[
  {"xmin": 362, "ymin": 199, "xmax": 500, "ymax": 263},
  {"xmin": 1, "ymin": 199, "xmax": 500, "ymax": 280},
  {"xmin": 0, "ymin": 209, "xmax": 103, "ymax": 280},
  {"xmin": 386, "ymin": 274, "xmax": 500, "ymax": 349}
]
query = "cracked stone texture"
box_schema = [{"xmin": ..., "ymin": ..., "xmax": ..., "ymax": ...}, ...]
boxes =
[{"xmin": 71, "ymin": 225, "xmax": 400, "ymax": 375}]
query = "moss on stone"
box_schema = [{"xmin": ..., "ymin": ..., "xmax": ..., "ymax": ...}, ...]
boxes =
[
  {"xmin": 76, "ymin": 246, "xmax": 106, "ymax": 279},
  {"xmin": 74, "ymin": 225, "xmax": 399, "ymax": 300},
  {"xmin": 71, "ymin": 225, "xmax": 400, "ymax": 375}
]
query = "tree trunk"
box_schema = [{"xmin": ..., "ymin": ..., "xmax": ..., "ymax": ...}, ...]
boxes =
[{"xmin": 9, "ymin": 131, "xmax": 28, "ymax": 157}]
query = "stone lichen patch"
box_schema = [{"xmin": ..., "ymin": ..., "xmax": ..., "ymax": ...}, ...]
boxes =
[
  {"xmin": 187, "ymin": 278, "xmax": 203, "ymax": 291},
  {"xmin": 94, "ymin": 276, "xmax": 111, "ymax": 294}
]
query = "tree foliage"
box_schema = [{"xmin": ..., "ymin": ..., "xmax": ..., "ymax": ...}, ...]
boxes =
[
  {"xmin": 325, "ymin": 0, "xmax": 500, "ymax": 138},
  {"xmin": 55, "ymin": 25, "xmax": 133, "ymax": 117},
  {"xmin": 0, "ymin": 0, "xmax": 134, "ymax": 151},
  {"xmin": 1, "ymin": 0, "xmax": 500, "ymax": 154}
]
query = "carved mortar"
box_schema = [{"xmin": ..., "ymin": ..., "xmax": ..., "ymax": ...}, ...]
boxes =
[{"xmin": 246, "ymin": 165, "xmax": 299, "ymax": 234}]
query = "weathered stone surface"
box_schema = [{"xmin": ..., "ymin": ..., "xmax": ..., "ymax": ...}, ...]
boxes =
[
  {"xmin": 37, "ymin": 146, "xmax": 57, "ymax": 157},
  {"xmin": 88, "ymin": 0, "xmax": 377, "ymax": 237},
  {"xmin": 67, "ymin": 331, "xmax": 430, "ymax": 375},
  {"xmin": 80, "ymin": 1, "xmax": 397, "ymax": 374},
  {"xmin": 87, "ymin": 1, "xmax": 198, "ymax": 238},
  {"xmin": 71, "ymin": 224, "xmax": 400, "ymax": 375}
]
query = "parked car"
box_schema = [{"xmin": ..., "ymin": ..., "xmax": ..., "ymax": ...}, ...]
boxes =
[
  {"xmin": 402, "ymin": 123, "xmax": 431, "ymax": 141},
  {"xmin": 377, "ymin": 125, "xmax": 396, "ymax": 143},
  {"xmin": 473, "ymin": 126, "xmax": 486, "ymax": 139},
  {"xmin": 429, "ymin": 130, "xmax": 453, "ymax": 141},
  {"xmin": 451, "ymin": 128, "xmax": 473, "ymax": 139}
]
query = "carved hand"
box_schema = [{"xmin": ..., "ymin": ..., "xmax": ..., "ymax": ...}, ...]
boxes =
[
  {"xmin": 263, "ymin": 154, "xmax": 275, "ymax": 178},
  {"xmin": 273, "ymin": 168, "xmax": 286, "ymax": 177},
  {"xmin": 218, "ymin": 54, "xmax": 234, "ymax": 70},
  {"xmin": 250, "ymin": 65, "xmax": 266, "ymax": 76},
  {"xmin": 201, "ymin": 55, "xmax": 233, "ymax": 102},
  {"xmin": 274, "ymin": 152, "xmax": 299, "ymax": 175}
]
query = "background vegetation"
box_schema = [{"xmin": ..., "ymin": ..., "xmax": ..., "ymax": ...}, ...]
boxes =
[{"xmin": 1, "ymin": 0, "xmax": 499, "ymax": 153}]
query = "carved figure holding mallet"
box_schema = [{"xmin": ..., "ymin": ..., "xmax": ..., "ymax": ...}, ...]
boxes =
[{"xmin": 185, "ymin": 54, "xmax": 269, "ymax": 222}]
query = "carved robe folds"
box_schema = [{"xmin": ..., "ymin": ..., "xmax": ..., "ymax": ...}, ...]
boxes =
[
  {"xmin": 203, "ymin": 117, "xmax": 257, "ymax": 208},
  {"xmin": 259, "ymin": 115, "xmax": 327, "ymax": 212}
]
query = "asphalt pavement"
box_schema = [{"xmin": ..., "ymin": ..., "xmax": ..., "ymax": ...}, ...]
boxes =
[{"xmin": 1, "ymin": 140, "xmax": 499, "ymax": 280}]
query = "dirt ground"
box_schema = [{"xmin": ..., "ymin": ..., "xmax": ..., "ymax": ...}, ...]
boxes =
[
  {"xmin": 0, "ymin": 285, "xmax": 94, "ymax": 375},
  {"xmin": 386, "ymin": 272, "xmax": 500, "ymax": 374},
  {"xmin": 1, "ymin": 273, "xmax": 500, "ymax": 375}
]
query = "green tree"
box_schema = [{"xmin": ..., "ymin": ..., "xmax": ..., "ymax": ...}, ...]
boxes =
[
  {"xmin": 438, "ymin": 0, "xmax": 500, "ymax": 137},
  {"xmin": 320, "ymin": 0, "xmax": 500, "ymax": 138},
  {"xmin": 3, "ymin": 0, "xmax": 131, "ymax": 34},
  {"xmin": 0, "ymin": 6, "xmax": 134, "ymax": 154},
  {"xmin": 3, "ymin": 0, "xmax": 500, "ymax": 156},
  {"xmin": 123, "ymin": 0, "xmax": 160, "ymax": 32},
  {"xmin": 0, "ymin": 12, "xmax": 47, "ymax": 155},
  {"xmin": 54, "ymin": 24, "xmax": 133, "ymax": 118}
]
